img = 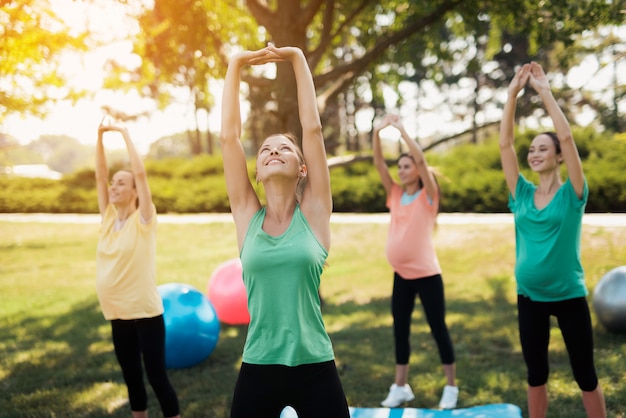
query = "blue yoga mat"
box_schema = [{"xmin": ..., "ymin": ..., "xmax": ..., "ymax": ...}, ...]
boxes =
[{"xmin": 281, "ymin": 404, "xmax": 522, "ymax": 418}]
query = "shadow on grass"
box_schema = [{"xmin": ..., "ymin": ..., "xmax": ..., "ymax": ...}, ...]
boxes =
[
  {"xmin": 1, "ymin": 285, "xmax": 625, "ymax": 417},
  {"xmin": 324, "ymin": 288, "xmax": 528, "ymax": 410},
  {"xmin": 0, "ymin": 295, "xmax": 249, "ymax": 417},
  {"xmin": 0, "ymin": 297, "xmax": 125, "ymax": 417}
]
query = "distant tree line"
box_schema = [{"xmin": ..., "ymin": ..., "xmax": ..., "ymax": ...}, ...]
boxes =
[{"xmin": 1, "ymin": 127, "xmax": 624, "ymax": 214}]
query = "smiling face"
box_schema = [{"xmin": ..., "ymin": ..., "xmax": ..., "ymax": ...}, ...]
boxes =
[
  {"xmin": 397, "ymin": 155, "xmax": 420, "ymax": 186},
  {"xmin": 527, "ymin": 133, "xmax": 562, "ymax": 173},
  {"xmin": 256, "ymin": 134, "xmax": 305, "ymax": 184},
  {"xmin": 109, "ymin": 170, "xmax": 137, "ymax": 207}
]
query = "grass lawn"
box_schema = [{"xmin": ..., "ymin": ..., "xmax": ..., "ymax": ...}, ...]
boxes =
[{"xmin": 0, "ymin": 216, "xmax": 625, "ymax": 417}]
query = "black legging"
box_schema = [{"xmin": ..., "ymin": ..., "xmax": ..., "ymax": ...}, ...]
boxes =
[
  {"xmin": 392, "ymin": 273, "xmax": 455, "ymax": 365},
  {"xmin": 111, "ymin": 315, "xmax": 180, "ymax": 417},
  {"xmin": 517, "ymin": 295, "xmax": 599, "ymax": 391},
  {"xmin": 230, "ymin": 360, "xmax": 350, "ymax": 418}
]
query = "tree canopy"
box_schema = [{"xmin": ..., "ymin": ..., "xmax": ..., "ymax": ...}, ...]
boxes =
[
  {"xmin": 0, "ymin": 0, "xmax": 88, "ymax": 124},
  {"xmin": 1, "ymin": 0, "xmax": 624, "ymax": 156},
  {"xmin": 121, "ymin": 0, "xmax": 624, "ymax": 154}
]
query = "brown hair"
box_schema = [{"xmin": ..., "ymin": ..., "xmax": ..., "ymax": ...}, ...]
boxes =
[{"xmin": 540, "ymin": 131, "xmax": 561, "ymax": 154}]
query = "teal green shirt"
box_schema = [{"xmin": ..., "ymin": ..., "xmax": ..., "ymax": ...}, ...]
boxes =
[
  {"xmin": 508, "ymin": 174, "xmax": 589, "ymax": 302},
  {"xmin": 239, "ymin": 206, "xmax": 335, "ymax": 366}
]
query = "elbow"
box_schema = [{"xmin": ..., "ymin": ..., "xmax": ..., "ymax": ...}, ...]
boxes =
[
  {"xmin": 558, "ymin": 131, "xmax": 574, "ymax": 145},
  {"xmin": 95, "ymin": 167, "xmax": 109, "ymax": 181},
  {"xmin": 499, "ymin": 139, "xmax": 513, "ymax": 150},
  {"xmin": 219, "ymin": 129, "xmax": 241, "ymax": 146},
  {"xmin": 302, "ymin": 122, "xmax": 323, "ymax": 139},
  {"xmin": 133, "ymin": 169, "xmax": 148, "ymax": 182}
]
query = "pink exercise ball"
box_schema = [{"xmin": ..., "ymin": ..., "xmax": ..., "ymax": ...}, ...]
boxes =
[{"xmin": 207, "ymin": 258, "xmax": 250, "ymax": 325}]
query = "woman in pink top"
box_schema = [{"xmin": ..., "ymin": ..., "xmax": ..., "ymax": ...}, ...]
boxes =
[{"xmin": 373, "ymin": 114, "xmax": 458, "ymax": 410}]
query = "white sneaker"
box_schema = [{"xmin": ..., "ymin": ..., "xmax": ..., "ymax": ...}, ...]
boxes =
[
  {"xmin": 438, "ymin": 385, "xmax": 458, "ymax": 409},
  {"xmin": 381, "ymin": 383, "xmax": 415, "ymax": 407}
]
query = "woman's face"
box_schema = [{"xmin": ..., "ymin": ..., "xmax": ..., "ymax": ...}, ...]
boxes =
[
  {"xmin": 109, "ymin": 170, "xmax": 137, "ymax": 206},
  {"xmin": 256, "ymin": 135, "xmax": 304, "ymax": 183},
  {"xmin": 527, "ymin": 134, "xmax": 561, "ymax": 172},
  {"xmin": 397, "ymin": 155, "xmax": 419, "ymax": 185}
]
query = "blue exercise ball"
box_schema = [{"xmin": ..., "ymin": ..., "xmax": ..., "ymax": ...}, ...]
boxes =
[
  {"xmin": 593, "ymin": 266, "xmax": 626, "ymax": 334},
  {"xmin": 158, "ymin": 283, "xmax": 221, "ymax": 368}
]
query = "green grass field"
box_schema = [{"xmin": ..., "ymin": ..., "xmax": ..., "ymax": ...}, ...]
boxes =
[{"xmin": 1, "ymin": 216, "xmax": 625, "ymax": 417}]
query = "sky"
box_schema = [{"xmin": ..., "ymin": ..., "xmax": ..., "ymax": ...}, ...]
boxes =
[{"xmin": 3, "ymin": 1, "xmax": 625, "ymax": 155}]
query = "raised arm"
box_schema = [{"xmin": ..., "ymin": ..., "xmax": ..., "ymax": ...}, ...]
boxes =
[
  {"xmin": 266, "ymin": 43, "xmax": 332, "ymax": 246},
  {"xmin": 499, "ymin": 64, "xmax": 530, "ymax": 198},
  {"xmin": 220, "ymin": 48, "xmax": 269, "ymax": 246},
  {"xmin": 391, "ymin": 117, "xmax": 437, "ymax": 202},
  {"xmin": 372, "ymin": 115, "xmax": 395, "ymax": 195},
  {"xmin": 118, "ymin": 125, "xmax": 153, "ymax": 222},
  {"xmin": 528, "ymin": 62, "xmax": 584, "ymax": 198},
  {"xmin": 95, "ymin": 119, "xmax": 110, "ymax": 217}
]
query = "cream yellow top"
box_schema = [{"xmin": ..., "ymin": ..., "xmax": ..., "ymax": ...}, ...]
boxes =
[{"xmin": 96, "ymin": 204, "xmax": 163, "ymax": 320}]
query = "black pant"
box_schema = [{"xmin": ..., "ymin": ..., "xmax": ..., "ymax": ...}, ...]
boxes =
[
  {"xmin": 111, "ymin": 315, "xmax": 180, "ymax": 417},
  {"xmin": 392, "ymin": 273, "xmax": 455, "ymax": 365},
  {"xmin": 517, "ymin": 295, "xmax": 599, "ymax": 391},
  {"xmin": 230, "ymin": 360, "xmax": 350, "ymax": 418}
]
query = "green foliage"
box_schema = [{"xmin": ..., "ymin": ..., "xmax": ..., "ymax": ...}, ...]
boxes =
[
  {"xmin": 1, "ymin": 129, "xmax": 625, "ymax": 213},
  {"xmin": 331, "ymin": 167, "xmax": 387, "ymax": 213},
  {"xmin": 0, "ymin": 0, "xmax": 88, "ymax": 123}
]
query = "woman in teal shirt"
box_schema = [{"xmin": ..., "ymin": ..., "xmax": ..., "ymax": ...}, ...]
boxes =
[
  {"xmin": 500, "ymin": 61, "xmax": 606, "ymax": 417},
  {"xmin": 220, "ymin": 43, "xmax": 349, "ymax": 418}
]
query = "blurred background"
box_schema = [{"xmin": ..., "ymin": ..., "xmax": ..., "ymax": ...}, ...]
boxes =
[{"xmin": 1, "ymin": 0, "xmax": 624, "ymax": 213}]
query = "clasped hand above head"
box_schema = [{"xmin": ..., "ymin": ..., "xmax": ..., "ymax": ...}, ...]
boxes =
[
  {"xmin": 231, "ymin": 42, "xmax": 303, "ymax": 67},
  {"xmin": 374, "ymin": 114, "xmax": 403, "ymax": 132},
  {"xmin": 98, "ymin": 115, "xmax": 128, "ymax": 136},
  {"xmin": 509, "ymin": 61, "xmax": 552, "ymax": 97}
]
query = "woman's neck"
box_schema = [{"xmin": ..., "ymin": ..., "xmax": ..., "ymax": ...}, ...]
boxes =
[
  {"xmin": 536, "ymin": 171, "xmax": 562, "ymax": 195},
  {"xmin": 114, "ymin": 204, "xmax": 136, "ymax": 221},
  {"xmin": 403, "ymin": 182, "xmax": 421, "ymax": 195}
]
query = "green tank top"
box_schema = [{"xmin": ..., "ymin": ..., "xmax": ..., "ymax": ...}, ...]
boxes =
[{"xmin": 240, "ymin": 206, "xmax": 335, "ymax": 366}]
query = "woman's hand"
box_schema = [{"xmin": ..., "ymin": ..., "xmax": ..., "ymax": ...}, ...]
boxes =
[
  {"xmin": 229, "ymin": 46, "xmax": 272, "ymax": 68},
  {"xmin": 508, "ymin": 63, "xmax": 530, "ymax": 97},
  {"xmin": 374, "ymin": 114, "xmax": 399, "ymax": 132},
  {"xmin": 265, "ymin": 42, "xmax": 303, "ymax": 62},
  {"xmin": 228, "ymin": 42, "xmax": 301, "ymax": 68},
  {"xmin": 98, "ymin": 116, "xmax": 128, "ymax": 137},
  {"xmin": 528, "ymin": 61, "xmax": 551, "ymax": 95}
]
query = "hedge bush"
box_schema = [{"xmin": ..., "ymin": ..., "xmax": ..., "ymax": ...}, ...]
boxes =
[{"xmin": 1, "ymin": 128, "xmax": 624, "ymax": 214}]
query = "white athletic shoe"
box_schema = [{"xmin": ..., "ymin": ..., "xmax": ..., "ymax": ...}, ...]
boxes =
[
  {"xmin": 438, "ymin": 385, "xmax": 458, "ymax": 409},
  {"xmin": 381, "ymin": 383, "xmax": 415, "ymax": 407}
]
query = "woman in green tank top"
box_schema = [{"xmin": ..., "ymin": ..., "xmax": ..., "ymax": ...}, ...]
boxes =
[
  {"xmin": 500, "ymin": 61, "xmax": 606, "ymax": 417},
  {"xmin": 220, "ymin": 43, "xmax": 350, "ymax": 418}
]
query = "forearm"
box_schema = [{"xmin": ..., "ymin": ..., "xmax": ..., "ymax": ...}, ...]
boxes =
[
  {"xmin": 291, "ymin": 51, "xmax": 322, "ymax": 135},
  {"xmin": 499, "ymin": 95, "xmax": 518, "ymax": 148},
  {"xmin": 538, "ymin": 89, "xmax": 572, "ymax": 141},
  {"xmin": 220, "ymin": 61, "xmax": 243, "ymax": 144},
  {"xmin": 372, "ymin": 129, "xmax": 384, "ymax": 163},
  {"xmin": 122, "ymin": 131, "xmax": 147, "ymax": 178},
  {"xmin": 95, "ymin": 135, "xmax": 109, "ymax": 180},
  {"xmin": 399, "ymin": 127, "xmax": 425, "ymax": 166}
]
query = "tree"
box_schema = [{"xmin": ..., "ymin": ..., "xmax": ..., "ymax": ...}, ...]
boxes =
[
  {"xmin": 105, "ymin": 0, "xmax": 260, "ymax": 155},
  {"xmin": 112, "ymin": 0, "xmax": 623, "ymax": 155},
  {"xmin": 0, "ymin": 0, "xmax": 88, "ymax": 124},
  {"xmin": 238, "ymin": 0, "xmax": 624, "ymax": 152},
  {"xmin": 26, "ymin": 135, "xmax": 94, "ymax": 173}
]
